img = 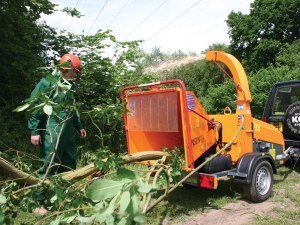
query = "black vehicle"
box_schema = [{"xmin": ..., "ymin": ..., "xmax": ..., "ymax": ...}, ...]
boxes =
[{"xmin": 262, "ymin": 80, "xmax": 300, "ymax": 161}]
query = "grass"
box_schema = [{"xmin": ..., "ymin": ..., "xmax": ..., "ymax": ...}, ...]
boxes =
[
  {"xmin": 144, "ymin": 177, "xmax": 243, "ymax": 224},
  {"xmin": 249, "ymin": 207, "xmax": 300, "ymax": 225}
]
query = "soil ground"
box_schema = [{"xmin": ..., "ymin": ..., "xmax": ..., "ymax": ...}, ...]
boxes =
[
  {"xmin": 141, "ymin": 163, "xmax": 300, "ymax": 225},
  {"xmin": 162, "ymin": 195, "xmax": 294, "ymax": 225}
]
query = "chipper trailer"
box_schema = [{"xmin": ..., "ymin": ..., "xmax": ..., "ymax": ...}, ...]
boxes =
[{"xmin": 121, "ymin": 51, "xmax": 292, "ymax": 203}]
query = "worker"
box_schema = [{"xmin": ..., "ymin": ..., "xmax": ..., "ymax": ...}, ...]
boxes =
[{"xmin": 28, "ymin": 53, "xmax": 87, "ymax": 216}]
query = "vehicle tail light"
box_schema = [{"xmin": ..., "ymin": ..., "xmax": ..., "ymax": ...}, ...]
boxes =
[{"xmin": 197, "ymin": 174, "xmax": 218, "ymax": 189}]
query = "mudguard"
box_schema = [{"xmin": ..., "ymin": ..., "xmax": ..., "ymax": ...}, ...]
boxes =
[{"xmin": 234, "ymin": 152, "xmax": 277, "ymax": 184}]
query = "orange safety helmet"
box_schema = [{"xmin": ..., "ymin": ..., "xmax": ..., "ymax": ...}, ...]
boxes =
[{"xmin": 59, "ymin": 53, "xmax": 81, "ymax": 72}]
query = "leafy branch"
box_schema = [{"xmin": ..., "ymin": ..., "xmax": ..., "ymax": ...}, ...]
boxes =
[{"xmin": 0, "ymin": 148, "xmax": 184, "ymax": 224}]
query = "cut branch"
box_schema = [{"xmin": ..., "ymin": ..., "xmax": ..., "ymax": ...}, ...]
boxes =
[
  {"xmin": 0, "ymin": 157, "xmax": 38, "ymax": 186},
  {"xmin": 0, "ymin": 151, "xmax": 168, "ymax": 186}
]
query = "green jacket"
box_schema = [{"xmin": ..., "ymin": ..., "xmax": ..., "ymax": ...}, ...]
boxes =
[{"xmin": 28, "ymin": 74, "xmax": 83, "ymax": 136}]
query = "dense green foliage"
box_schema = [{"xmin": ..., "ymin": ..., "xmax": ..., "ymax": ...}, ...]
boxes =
[
  {"xmin": 0, "ymin": 0, "xmax": 57, "ymax": 152},
  {"xmin": 0, "ymin": 0, "xmax": 84, "ymax": 153},
  {"xmin": 249, "ymin": 40, "xmax": 300, "ymax": 117},
  {"xmin": 227, "ymin": 0, "xmax": 300, "ymax": 72},
  {"xmin": 0, "ymin": 1, "xmax": 152, "ymax": 156}
]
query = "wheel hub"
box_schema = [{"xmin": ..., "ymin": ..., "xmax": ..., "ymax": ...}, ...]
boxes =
[{"xmin": 256, "ymin": 167, "xmax": 270, "ymax": 195}]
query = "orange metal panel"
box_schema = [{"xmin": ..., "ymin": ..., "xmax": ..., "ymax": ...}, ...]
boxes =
[
  {"xmin": 206, "ymin": 51, "xmax": 252, "ymax": 115},
  {"xmin": 208, "ymin": 114, "xmax": 253, "ymax": 164},
  {"xmin": 252, "ymin": 118, "xmax": 285, "ymax": 148},
  {"xmin": 125, "ymin": 88, "xmax": 217, "ymax": 171},
  {"xmin": 126, "ymin": 88, "xmax": 188, "ymax": 168},
  {"xmin": 186, "ymin": 91, "xmax": 216, "ymax": 164},
  {"xmin": 126, "ymin": 89, "xmax": 183, "ymax": 151}
]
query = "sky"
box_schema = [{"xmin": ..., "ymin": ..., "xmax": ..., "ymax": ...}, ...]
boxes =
[{"xmin": 41, "ymin": 0, "xmax": 254, "ymax": 54}]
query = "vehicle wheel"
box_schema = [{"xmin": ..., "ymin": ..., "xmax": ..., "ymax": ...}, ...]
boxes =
[{"xmin": 244, "ymin": 160, "xmax": 273, "ymax": 202}]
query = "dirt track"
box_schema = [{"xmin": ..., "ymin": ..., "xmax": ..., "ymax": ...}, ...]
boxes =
[{"xmin": 162, "ymin": 197, "xmax": 294, "ymax": 225}]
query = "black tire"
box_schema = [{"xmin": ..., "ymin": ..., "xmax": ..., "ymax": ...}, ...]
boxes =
[
  {"xmin": 283, "ymin": 101, "xmax": 300, "ymax": 139},
  {"xmin": 244, "ymin": 160, "xmax": 273, "ymax": 202}
]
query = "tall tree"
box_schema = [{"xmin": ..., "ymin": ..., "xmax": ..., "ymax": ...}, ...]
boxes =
[
  {"xmin": 249, "ymin": 40, "xmax": 300, "ymax": 118},
  {"xmin": 227, "ymin": 0, "xmax": 300, "ymax": 72},
  {"xmin": 0, "ymin": 1, "xmax": 85, "ymax": 151},
  {"xmin": 0, "ymin": 0, "xmax": 58, "ymax": 150}
]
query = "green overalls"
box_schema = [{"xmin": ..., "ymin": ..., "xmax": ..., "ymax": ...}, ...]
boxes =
[{"xmin": 28, "ymin": 73, "xmax": 83, "ymax": 175}]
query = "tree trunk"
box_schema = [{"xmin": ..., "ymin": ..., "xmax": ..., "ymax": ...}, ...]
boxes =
[{"xmin": 0, "ymin": 151, "xmax": 168, "ymax": 186}]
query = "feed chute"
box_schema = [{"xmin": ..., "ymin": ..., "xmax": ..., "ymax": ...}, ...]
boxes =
[{"xmin": 121, "ymin": 80, "xmax": 216, "ymax": 171}]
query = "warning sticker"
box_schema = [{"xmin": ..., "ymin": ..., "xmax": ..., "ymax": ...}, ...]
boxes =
[
  {"xmin": 269, "ymin": 148, "xmax": 276, "ymax": 159},
  {"xmin": 129, "ymin": 101, "xmax": 135, "ymax": 109},
  {"xmin": 238, "ymin": 104, "xmax": 244, "ymax": 111},
  {"xmin": 129, "ymin": 101, "xmax": 135, "ymax": 116},
  {"xmin": 238, "ymin": 115, "xmax": 244, "ymax": 123},
  {"xmin": 186, "ymin": 94, "xmax": 195, "ymax": 112},
  {"xmin": 253, "ymin": 123, "xmax": 260, "ymax": 131}
]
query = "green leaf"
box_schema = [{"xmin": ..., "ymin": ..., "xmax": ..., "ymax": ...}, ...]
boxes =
[
  {"xmin": 110, "ymin": 35, "xmax": 116, "ymax": 42},
  {"xmin": 76, "ymin": 215, "xmax": 96, "ymax": 223},
  {"xmin": 13, "ymin": 103, "xmax": 30, "ymax": 112},
  {"xmin": 56, "ymin": 188, "xmax": 65, "ymax": 203},
  {"xmin": 50, "ymin": 217, "xmax": 62, "ymax": 225},
  {"xmin": 52, "ymin": 87, "xmax": 59, "ymax": 98},
  {"xmin": 134, "ymin": 213, "xmax": 145, "ymax": 224},
  {"xmin": 106, "ymin": 214, "xmax": 115, "ymax": 225},
  {"xmin": 95, "ymin": 207, "xmax": 109, "ymax": 224},
  {"xmin": 86, "ymin": 179, "xmax": 132, "ymax": 202},
  {"xmin": 59, "ymin": 211, "xmax": 77, "ymax": 223},
  {"xmin": 43, "ymin": 104, "xmax": 53, "ymax": 115},
  {"xmin": 96, "ymin": 211, "xmax": 106, "ymax": 224},
  {"xmin": 72, "ymin": 197, "xmax": 80, "ymax": 208},
  {"xmin": 116, "ymin": 217, "xmax": 129, "ymax": 225},
  {"xmin": 33, "ymin": 102, "xmax": 45, "ymax": 109},
  {"xmin": 58, "ymin": 61, "xmax": 71, "ymax": 69},
  {"xmin": 0, "ymin": 194, "xmax": 7, "ymax": 204},
  {"xmin": 0, "ymin": 209, "xmax": 4, "ymax": 224},
  {"xmin": 66, "ymin": 215, "xmax": 76, "ymax": 223},
  {"xmin": 45, "ymin": 74, "xmax": 57, "ymax": 83},
  {"xmin": 94, "ymin": 160, "xmax": 104, "ymax": 170},
  {"xmin": 119, "ymin": 191, "xmax": 130, "ymax": 216},
  {"xmin": 108, "ymin": 193, "xmax": 119, "ymax": 211},
  {"xmin": 127, "ymin": 186, "xmax": 142, "ymax": 216},
  {"xmin": 57, "ymin": 81, "xmax": 72, "ymax": 92},
  {"xmin": 137, "ymin": 180, "xmax": 153, "ymax": 193},
  {"xmin": 50, "ymin": 194, "xmax": 57, "ymax": 203},
  {"xmin": 117, "ymin": 168, "xmax": 135, "ymax": 179}
]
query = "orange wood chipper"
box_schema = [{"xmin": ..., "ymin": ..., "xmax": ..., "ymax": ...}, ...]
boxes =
[{"xmin": 121, "ymin": 51, "xmax": 290, "ymax": 203}]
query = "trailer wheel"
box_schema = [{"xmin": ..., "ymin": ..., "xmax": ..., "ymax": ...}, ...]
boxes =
[{"xmin": 244, "ymin": 160, "xmax": 273, "ymax": 202}]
